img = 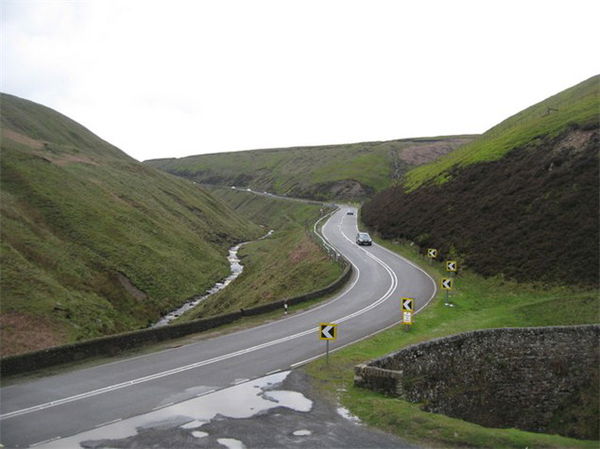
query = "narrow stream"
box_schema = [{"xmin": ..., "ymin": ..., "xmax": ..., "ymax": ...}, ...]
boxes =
[{"xmin": 152, "ymin": 230, "xmax": 274, "ymax": 327}]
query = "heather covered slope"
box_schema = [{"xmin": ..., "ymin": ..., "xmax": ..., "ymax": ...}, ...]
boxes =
[
  {"xmin": 363, "ymin": 77, "xmax": 599, "ymax": 286},
  {"xmin": 0, "ymin": 93, "xmax": 261, "ymax": 355},
  {"xmin": 145, "ymin": 135, "xmax": 475, "ymax": 201}
]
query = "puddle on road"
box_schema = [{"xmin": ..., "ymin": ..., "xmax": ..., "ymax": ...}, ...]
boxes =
[
  {"xmin": 263, "ymin": 390, "xmax": 312, "ymax": 412},
  {"xmin": 36, "ymin": 370, "xmax": 311, "ymax": 449},
  {"xmin": 217, "ymin": 438, "xmax": 246, "ymax": 449},
  {"xmin": 180, "ymin": 419, "xmax": 207, "ymax": 429}
]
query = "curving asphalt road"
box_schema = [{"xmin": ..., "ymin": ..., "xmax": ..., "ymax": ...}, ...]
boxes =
[{"xmin": 0, "ymin": 206, "xmax": 436, "ymax": 448}]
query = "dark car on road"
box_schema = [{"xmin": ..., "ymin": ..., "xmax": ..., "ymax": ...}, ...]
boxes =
[{"xmin": 356, "ymin": 232, "xmax": 372, "ymax": 246}]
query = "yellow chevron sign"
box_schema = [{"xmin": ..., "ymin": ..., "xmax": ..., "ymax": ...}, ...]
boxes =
[
  {"xmin": 319, "ymin": 323, "xmax": 337, "ymax": 340},
  {"xmin": 446, "ymin": 261, "xmax": 458, "ymax": 272},
  {"xmin": 441, "ymin": 278, "xmax": 454, "ymax": 290},
  {"xmin": 427, "ymin": 248, "xmax": 438, "ymax": 259}
]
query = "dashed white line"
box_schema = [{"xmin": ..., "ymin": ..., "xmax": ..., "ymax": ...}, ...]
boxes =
[{"xmin": 1, "ymin": 207, "xmax": 433, "ymax": 424}]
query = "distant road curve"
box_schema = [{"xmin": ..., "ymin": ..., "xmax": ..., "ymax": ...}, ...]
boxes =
[{"xmin": 0, "ymin": 204, "xmax": 436, "ymax": 448}]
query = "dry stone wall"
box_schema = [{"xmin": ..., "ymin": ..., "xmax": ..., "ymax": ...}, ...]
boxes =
[{"xmin": 354, "ymin": 325, "xmax": 599, "ymax": 440}]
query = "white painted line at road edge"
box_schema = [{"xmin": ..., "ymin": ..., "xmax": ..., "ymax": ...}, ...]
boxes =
[
  {"xmin": 29, "ymin": 436, "xmax": 61, "ymax": 448},
  {"xmin": 0, "ymin": 207, "xmax": 429, "ymax": 422},
  {"xmin": 346, "ymin": 211, "xmax": 438, "ymax": 315}
]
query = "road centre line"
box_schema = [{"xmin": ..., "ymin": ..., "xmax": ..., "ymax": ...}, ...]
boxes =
[{"xmin": 0, "ymin": 208, "xmax": 412, "ymax": 422}]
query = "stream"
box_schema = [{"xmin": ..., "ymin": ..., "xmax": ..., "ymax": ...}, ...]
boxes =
[{"xmin": 152, "ymin": 230, "xmax": 274, "ymax": 327}]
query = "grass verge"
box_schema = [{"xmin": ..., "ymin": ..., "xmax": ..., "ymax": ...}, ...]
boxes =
[
  {"xmin": 303, "ymin": 236, "xmax": 599, "ymax": 449},
  {"xmin": 175, "ymin": 189, "xmax": 344, "ymax": 320}
]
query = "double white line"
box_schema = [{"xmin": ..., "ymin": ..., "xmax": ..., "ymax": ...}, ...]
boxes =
[{"xmin": 1, "ymin": 212, "xmax": 399, "ymax": 421}]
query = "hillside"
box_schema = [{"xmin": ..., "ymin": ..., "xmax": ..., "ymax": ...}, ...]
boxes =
[
  {"xmin": 405, "ymin": 75, "xmax": 600, "ymax": 190},
  {"xmin": 0, "ymin": 93, "xmax": 261, "ymax": 356},
  {"xmin": 363, "ymin": 76, "xmax": 600, "ymax": 286},
  {"xmin": 145, "ymin": 135, "xmax": 475, "ymax": 201},
  {"xmin": 178, "ymin": 188, "xmax": 343, "ymax": 320}
]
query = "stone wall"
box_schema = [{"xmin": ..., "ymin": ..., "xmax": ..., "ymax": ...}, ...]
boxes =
[
  {"xmin": 1, "ymin": 263, "xmax": 352, "ymax": 377},
  {"xmin": 354, "ymin": 325, "xmax": 599, "ymax": 440}
]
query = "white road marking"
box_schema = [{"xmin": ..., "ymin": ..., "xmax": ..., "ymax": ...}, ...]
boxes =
[
  {"xmin": 197, "ymin": 389, "xmax": 216, "ymax": 397},
  {"xmin": 94, "ymin": 418, "xmax": 122, "ymax": 428},
  {"xmin": 1, "ymin": 207, "xmax": 434, "ymax": 423},
  {"xmin": 152, "ymin": 402, "xmax": 174, "ymax": 411},
  {"xmin": 29, "ymin": 436, "xmax": 61, "ymax": 447}
]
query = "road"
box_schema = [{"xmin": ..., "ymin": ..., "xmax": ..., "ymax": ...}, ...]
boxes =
[{"xmin": 0, "ymin": 206, "xmax": 436, "ymax": 448}]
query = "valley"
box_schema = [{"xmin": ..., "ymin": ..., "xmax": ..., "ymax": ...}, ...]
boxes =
[{"xmin": 1, "ymin": 74, "xmax": 599, "ymax": 448}]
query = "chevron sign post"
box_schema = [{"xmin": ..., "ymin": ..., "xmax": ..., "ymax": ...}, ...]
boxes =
[
  {"xmin": 401, "ymin": 297, "xmax": 414, "ymax": 330},
  {"xmin": 441, "ymin": 277, "xmax": 454, "ymax": 306},
  {"xmin": 319, "ymin": 323, "xmax": 337, "ymax": 365},
  {"xmin": 446, "ymin": 261, "xmax": 458, "ymax": 273},
  {"xmin": 319, "ymin": 323, "xmax": 337, "ymax": 340},
  {"xmin": 441, "ymin": 278, "xmax": 453, "ymax": 290},
  {"xmin": 427, "ymin": 248, "xmax": 438, "ymax": 265},
  {"xmin": 401, "ymin": 297, "xmax": 413, "ymax": 312}
]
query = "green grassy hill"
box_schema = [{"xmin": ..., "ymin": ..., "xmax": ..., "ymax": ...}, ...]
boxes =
[
  {"xmin": 178, "ymin": 188, "xmax": 343, "ymax": 319},
  {"xmin": 363, "ymin": 75, "xmax": 599, "ymax": 286},
  {"xmin": 405, "ymin": 75, "xmax": 600, "ymax": 190},
  {"xmin": 0, "ymin": 93, "xmax": 261, "ymax": 356},
  {"xmin": 145, "ymin": 135, "xmax": 475, "ymax": 201}
]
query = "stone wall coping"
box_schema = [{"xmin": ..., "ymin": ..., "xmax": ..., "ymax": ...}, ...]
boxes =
[{"xmin": 364, "ymin": 324, "xmax": 600, "ymax": 369}]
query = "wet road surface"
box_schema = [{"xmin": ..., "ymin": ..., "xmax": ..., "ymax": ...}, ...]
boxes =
[
  {"xmin": 0, "ymin": 207, "xmax": 435, "ymax": 448},
  {"xmin": 39, "ymin": 370, "xmax": 418, "ymax": 449}
]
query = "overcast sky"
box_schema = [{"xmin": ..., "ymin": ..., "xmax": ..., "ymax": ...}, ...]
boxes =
[{"xmin": 2, "ymin": 0, "xmax": 599, "ymax": 161}]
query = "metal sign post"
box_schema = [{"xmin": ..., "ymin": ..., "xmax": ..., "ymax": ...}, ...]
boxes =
[
  {"xmin": 319, "ymin": 323, "xmax": 337, "ymax": 366},
  {"xmin": 427, "ymin": 249, "xmax": 438, "ymax": 265},
  {"xmin": 401, "ymin": 297, "xmax": 414, "ymax": 330},
  {"xmin": 441, "ymin": 278, "xmax": 454, "ymax": 306}
]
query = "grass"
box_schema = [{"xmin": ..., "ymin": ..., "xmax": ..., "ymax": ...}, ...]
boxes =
[
  {"xmin": 404, "ymin": 75, "xmax": 599, "ymax": 190},
  {"xmin": 207, "ymin": 187, "xmax": 327, "ymax": 231},
  {"xmin": 0, "ymin": 94, "xmax": 261, "ymax": 355},
  {"xmin": 145, "ymin": 136, "xmax": 475, "ymax": 200},
  {"xmin": 303, "ymin": 236, "xmax": 599, "ymax": 449},
  {"xmin": 178, "ymin": 189, "xmax": 344, "ymax": 319}
]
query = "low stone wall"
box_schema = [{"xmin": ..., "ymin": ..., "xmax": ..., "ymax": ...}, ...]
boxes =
[
  {"xmin": 1, "ymin": 263, "xmax": 352, "ymax": 377},
  {"xmin": 354, "ymin": 325, "xmax": 600, "ymax": 440}
]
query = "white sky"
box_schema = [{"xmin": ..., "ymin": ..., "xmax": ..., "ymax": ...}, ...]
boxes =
[{"xmin": 1, "ymin": 0, "xmax": 599, "ymax": 162}]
